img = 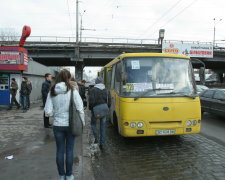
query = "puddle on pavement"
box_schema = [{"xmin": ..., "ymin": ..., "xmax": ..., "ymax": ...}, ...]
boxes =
[{"xmin": 0, "ymin": 130, "xmax": 55, "ymax": 158}]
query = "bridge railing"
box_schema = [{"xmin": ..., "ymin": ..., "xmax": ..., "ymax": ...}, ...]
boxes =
[
  {"xmin": 0, "ymin": 36, "xmax": 160, "ymax": 45},
  {"xmin": 1, "ymin": 35, "xmax": 225, "ymax": 49}
]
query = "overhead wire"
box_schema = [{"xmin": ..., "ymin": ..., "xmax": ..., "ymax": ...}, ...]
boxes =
[
  {"xmin": 149, "ymin": 0, "xmax": 198, "ymax": 38},
  {"xmin": 66, "ymin": 0, "xmax": 75, "ymax": 36},
  {"xmin": 138, "ymin": 0, "xmax": 183, "ymax": 38}
]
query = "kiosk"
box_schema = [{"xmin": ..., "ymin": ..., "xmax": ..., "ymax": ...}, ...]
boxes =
[{"xmin": 0, "ymin": 26, "xmax": 31, "ymax": 106}]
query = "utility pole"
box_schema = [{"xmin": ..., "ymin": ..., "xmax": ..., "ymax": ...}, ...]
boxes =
[{"xmin": 76, "ymin": 0, "xmax": 79, "ymax": 44}]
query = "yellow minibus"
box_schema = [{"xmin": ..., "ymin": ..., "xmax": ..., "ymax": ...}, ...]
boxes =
[{"xmin": 102, "ymin": 53, "xmax": 201, "ymax": 137}]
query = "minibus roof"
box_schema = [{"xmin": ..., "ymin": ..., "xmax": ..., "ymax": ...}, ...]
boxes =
[{"xmin": 104, "ymin": 53, "xmax": 190, "ymax": 68}]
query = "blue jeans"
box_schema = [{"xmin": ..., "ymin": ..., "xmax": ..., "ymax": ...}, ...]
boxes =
[
  {"xmin": 20, "ymin": 95, "xmax": 28, "ymax": 110},
  {"xmin": 91, "ymin": 111, "xmax": 106, "ymax": 145},
  {"xmin": 53, "ymin": 126, "xmax": 75, "ymax": 176}
]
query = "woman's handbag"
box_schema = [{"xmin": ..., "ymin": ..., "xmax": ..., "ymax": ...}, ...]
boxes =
[
  {"xmin": 69, "ymin": 90, "xmax": 83, "ymax": 136},
  {"xmin": 93, "ymin": 103, "xmax": 109, "ymax": 119}
]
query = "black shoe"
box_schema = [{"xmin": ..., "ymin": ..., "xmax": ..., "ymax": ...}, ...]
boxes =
[
  {"xmin": 99, "ymin": 144, "xmax": 105, "ymax": 151},
  {"xmin": 94, "ymin": 138, "xmax": 98, "ymax": 144},
  {"xmin": 16, "ymin": 105, "xmax": 21, "ymax": 109},
  {"xmin": 7, "ymin": 107, "xmax": 12, "ymax": 110}
]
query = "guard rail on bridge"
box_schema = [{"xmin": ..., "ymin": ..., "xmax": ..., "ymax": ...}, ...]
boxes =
[{"xmin": 1, "ymin": 36, "xmax": 224, "ymax": 49}]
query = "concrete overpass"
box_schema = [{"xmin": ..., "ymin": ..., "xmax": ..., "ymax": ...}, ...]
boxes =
[{"xmin": 1, "ymin": 36, "xmax": 225, "ymax": 79}]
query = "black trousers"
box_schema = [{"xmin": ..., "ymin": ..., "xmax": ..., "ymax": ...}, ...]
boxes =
[
  {"xmin": 10, "ymin": 94, "xmax": 20, "ymax": 107},
  {"xmin": 43, "ymin": 97, "xmax": 50, "ymax": 127},
  {"xmin": 27, "ymin": 95, "xmax": 31, "ymax": 108}
]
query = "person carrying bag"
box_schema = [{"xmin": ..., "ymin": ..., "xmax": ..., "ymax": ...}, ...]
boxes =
[
  {"xmin": 44, "ymin": 69, "xmax": 85, "ymax": 180},
  {"xmin": 89, "ymin": 77, "xmax": 111, "ymax": 150}
]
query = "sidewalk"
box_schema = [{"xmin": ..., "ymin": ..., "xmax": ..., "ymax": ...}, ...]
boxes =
[{"xmin": 0, "ymin": 103, "xmax": 94, "ymax": 180}]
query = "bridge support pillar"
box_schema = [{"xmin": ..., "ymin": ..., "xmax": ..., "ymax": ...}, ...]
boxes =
[{"xmin": 75, "ymin": 62, "xmax": 84, "ymax": 81}]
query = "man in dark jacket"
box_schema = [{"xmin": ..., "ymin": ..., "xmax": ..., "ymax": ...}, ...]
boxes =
[
  {"xmin": 27, "ymin": 79, "xmax": 32, "ymax": 109},
  {"xmin": 41, "ymin": 73, "xmax": 52, "ymax": 128},
  {"xmin": 8, "ymin": 78, "xmax": 20, "ymax": 110},
  {"xmin": 89, "ymin": 77, "xmax": 111, "ymax": 150},
  {"xmin": 20, "ymin": 77, "xmax": 30, "ymax": 113},
  {"xmin": 78, "ymin": 80, "xmax": 87, "ymax": 108}
]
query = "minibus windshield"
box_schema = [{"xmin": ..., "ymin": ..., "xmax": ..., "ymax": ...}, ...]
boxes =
[{"xmin": 122, "ymin": 57, "xmax": 196, "ymax": 98}]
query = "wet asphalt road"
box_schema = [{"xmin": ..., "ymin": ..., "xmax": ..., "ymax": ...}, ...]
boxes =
[{"xmin": 91, "ymin": 113, "xmax": 225, "ymax": 180}]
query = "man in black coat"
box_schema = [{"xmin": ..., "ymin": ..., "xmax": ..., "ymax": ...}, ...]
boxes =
[
  {"xmin": 20, "ymin": 77, "xmax": 30, "ymax": 113},
  {"xmin": 78, "ymin": 80, "xmax": 87, "ymax": 108},
  {"xmin": 8, "ymin": 78, "xmax": 20, "ymax": 110},
  {"xmin": 27, "ymin": 79, "xmax": 32, "ymax": 109},
  {"xmin": 41, "ymin": 73, "xmax": 52, "ymax": 128}
]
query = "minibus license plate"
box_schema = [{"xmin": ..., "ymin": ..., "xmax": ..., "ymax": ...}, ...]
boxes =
[{"xmin": 156, "ymin": 130, "xmax": 175, "ymax": 135}]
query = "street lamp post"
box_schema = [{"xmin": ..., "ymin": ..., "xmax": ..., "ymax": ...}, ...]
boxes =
[
  {"xmin": 213, "ymin": 18, "xmax": 222, "ymax": 48},
  {"xmin": 80, "ymin": 10, "xmax": 86, "ymax": 42}
]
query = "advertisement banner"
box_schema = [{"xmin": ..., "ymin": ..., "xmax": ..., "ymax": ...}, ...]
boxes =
[
  {"xmin": 0, "ymin": 47, "xmax": 28, "ymax": 71},
  {"xmin": 162, "ymin": 42, "xmax": 213, "ymax": 58}
]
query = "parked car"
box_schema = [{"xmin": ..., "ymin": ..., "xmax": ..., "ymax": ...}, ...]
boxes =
[
  {"xmin": 200, "ymin": 89, "xmax": 225, "ymax": 117},
  {"xmin": 197, "ymin": 85, "xmax": 209, "ymax": 94}
]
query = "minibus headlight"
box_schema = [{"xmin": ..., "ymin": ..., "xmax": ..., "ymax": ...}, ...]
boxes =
[
  {"xmin": 137, "ymin": 122, "xmax": 144, "ymax": 128},
  {"xmin": 130, "ymin": 122, "xmax": 136, "ymax": 128},
  {"xmin": 186, "ymin": 120, "xmax": 192, "ymax": 126},
  {"xmin": 192, "ymin": 120, "xmax": 197, "ymax": 126}
]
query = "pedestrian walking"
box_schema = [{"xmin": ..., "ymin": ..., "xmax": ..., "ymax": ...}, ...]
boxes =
[
  {"xmin": 27, "ymin": 79, "xmax": 32, "ymax": 109},
  {"xmin": 89, "ymin": 77, "xmax": 111, "ymax": 150},
  {"xmin": 78, "ymin": 80, "xmax": 87, "ymax": 108},
  {"xmin": 44, "ymin": 69, "xmax": 85, "ymax": 180},
  {"xmin": 8, "ymin": 78, "xmax": 20, "ymax": 110},
  {"xmin": 41, "ymin": 73, "xmax": 52, "ymax": 128},
  {"xmin": 19, "ymin": 77, "xmax": 29, "ymax": 113}
]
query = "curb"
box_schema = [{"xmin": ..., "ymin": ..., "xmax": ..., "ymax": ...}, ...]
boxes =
[{"xmin": 81, "ymin": 110, "xmax": 95, "ymax": 180}]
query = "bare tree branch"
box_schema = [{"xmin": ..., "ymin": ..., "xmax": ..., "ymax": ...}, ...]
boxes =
[{"xmin": 0, "ymin": 28, "xmax": 19, "ymax": 43}]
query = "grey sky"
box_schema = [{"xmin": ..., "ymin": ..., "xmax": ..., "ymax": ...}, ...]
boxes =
[{"xmin": 1, "ymin": 0, "xmax": 225, "ymax": 42}]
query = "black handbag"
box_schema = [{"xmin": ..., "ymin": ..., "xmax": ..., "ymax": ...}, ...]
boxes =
[{"xmin": 69, "ymin": 90, "xmax": 83, "ymax": 136}]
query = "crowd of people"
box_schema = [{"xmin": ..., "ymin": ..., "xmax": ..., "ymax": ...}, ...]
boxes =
[{"xmin": 8, "ymin": 69, "xmax": 111, "ymax": 180}]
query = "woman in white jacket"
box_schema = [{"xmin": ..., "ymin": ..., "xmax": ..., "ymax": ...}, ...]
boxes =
[{"xmin": 44, "ymin": 69, "xmax": 85, "ymax": 180}]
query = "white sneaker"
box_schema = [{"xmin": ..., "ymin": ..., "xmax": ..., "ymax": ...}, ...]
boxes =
[
  {"xmin": 60, "ymin": 176, "xmax": 65, "ymax": 180},
  {"xmin": 66, "ymin": 175, "xmax": 74, "ymax": 180}
]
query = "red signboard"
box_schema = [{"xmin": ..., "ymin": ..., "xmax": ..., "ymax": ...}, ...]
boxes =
[{"xmin": 0, "ymin": 46, "xmax": 28, "ymax": 71}]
